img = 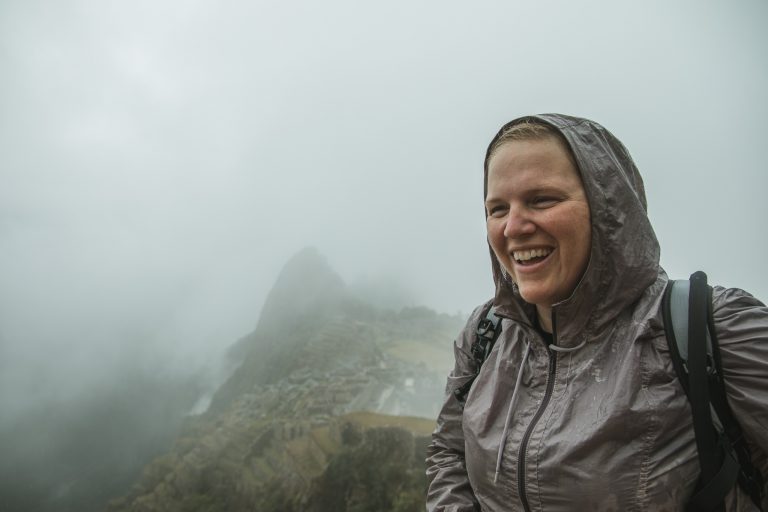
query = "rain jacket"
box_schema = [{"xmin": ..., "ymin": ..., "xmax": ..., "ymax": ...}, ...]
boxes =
[{"xmin": 426, "ymin": 114, "xmax": 768, "ymax": 511}]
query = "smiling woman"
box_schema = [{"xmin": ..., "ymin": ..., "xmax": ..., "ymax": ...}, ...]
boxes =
[
  {"xmin": 426, "ymin": 114, "xmax": 768, "ymax": 512},
  {"xmin": 484, "ymin": 127, "xmax": 591, "ymax": 333}
]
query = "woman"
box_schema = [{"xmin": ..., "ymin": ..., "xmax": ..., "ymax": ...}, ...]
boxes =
[{"xmin": 426, "ymin": 114, "xmax": 768, "ymax": 511}]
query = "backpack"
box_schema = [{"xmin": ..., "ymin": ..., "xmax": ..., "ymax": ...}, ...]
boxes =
[{"xmin": 454, "ymin": 271, "xmax": 763, "ymax": 512}]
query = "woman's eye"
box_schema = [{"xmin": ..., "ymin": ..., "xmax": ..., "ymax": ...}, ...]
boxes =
[
  {"xmin": 488, "ymin": 205, "xmax": 507, "ymax": 217},
  {"xmin": 531, "ymin": 196, "xmax": 558, "ymax": 208}
]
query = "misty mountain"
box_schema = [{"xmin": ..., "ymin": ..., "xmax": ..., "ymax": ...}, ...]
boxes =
[
  {"xmin": 105, "ymin": 247, "xmax": 463, "ymax": 511},
  {"xmin": 0, "ymin": 248, "xmax": 464, "ymax": 512}
]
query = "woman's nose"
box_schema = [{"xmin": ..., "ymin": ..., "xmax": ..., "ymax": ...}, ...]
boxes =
[{"xmin": 503, "ymin": 208, "xmax": 536, "ymax": 238}]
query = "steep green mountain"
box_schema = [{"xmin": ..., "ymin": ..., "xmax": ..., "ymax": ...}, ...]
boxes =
[{"xmin": 107, "ymin": 248, "xmax": 464, "ymax": 511}]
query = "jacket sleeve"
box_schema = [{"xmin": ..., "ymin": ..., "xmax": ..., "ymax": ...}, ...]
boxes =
[
  {"xmin": 425, "ymin": 304, "xmax": 487, "ymax": 512},
  {"xmin": 711, "ymin": 286, "xmax": 768, "ymax": 459}
]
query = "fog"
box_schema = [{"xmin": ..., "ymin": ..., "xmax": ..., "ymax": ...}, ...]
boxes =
[{"xmin": 0, "ymin": 0, "xmax": 766, "ymax": 506}]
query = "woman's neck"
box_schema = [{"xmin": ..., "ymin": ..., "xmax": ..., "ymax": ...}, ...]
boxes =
[{"xmin": 536, "ymin": 305, "xmax": 553, "ymax": 333}]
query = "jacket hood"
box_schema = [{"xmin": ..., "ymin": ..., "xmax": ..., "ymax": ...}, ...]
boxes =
[{"xmin": 484, "ymin": 114, "xmax": 660, "ymax": 346}]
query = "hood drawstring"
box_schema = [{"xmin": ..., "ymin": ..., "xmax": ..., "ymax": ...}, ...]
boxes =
[
  {"xmin": 549, "ymin": 338, "xmax": 587, "ymax": 353},
  {"xmin": 494, "ymin": 340, "xmax": 532, "ymax": 483}
]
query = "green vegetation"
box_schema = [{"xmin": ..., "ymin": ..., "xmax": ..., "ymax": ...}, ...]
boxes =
[
  {"xmin": 342, "ymin": 411, "xmax": 436, "ymax": 437},
  {"xmin": 306, "ymin": 426, "xmax": 429, "ymax": 512}
]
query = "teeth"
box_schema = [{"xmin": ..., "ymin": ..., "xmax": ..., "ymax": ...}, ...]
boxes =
[{"xmin": 513, "ymin": 248, "xmax": 552, "ymax": 262}]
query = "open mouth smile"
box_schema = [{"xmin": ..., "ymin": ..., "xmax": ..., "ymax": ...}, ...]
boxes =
[{"xmin": 513, "ymin": 248, "xmax": 553, "ymax": 266}]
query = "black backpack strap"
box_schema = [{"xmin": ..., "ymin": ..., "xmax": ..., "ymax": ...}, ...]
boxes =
[
  {"xmin": 663, "ymin": 272, "xmax": 764, "ymax": 511},
  {"xmin": 687, "ymin": 273, "xmax": 725, "ymax": 492},
  {"xmin": 453, "ymin": 303, "xmax": 503, "ymax": 406}
]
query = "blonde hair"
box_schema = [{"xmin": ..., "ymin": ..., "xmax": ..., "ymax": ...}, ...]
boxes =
[{"xmin": 486, "ymin": 119, "xmax": 572, "ymax": 163}]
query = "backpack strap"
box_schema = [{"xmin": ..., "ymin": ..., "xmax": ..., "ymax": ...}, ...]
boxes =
[
  {"xmin": 663, "ymin": 272, "xmax": 764, "ymax": 512},
  {"xmin": 453, "ymin": 303, "xmax": 503, "ymax": 406}
]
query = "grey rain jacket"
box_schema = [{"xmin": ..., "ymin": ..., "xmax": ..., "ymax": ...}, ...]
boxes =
[{"xmin": 426, "ymin": 114, "xmax": 768, "ymax": 511}]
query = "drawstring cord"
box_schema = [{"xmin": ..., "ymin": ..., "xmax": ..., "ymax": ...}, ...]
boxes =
[
  {"xmin": 494, "ymin": 340, "xmax": 532, "ymax": 483},
  {"xmin": 549, "ymin": 338, "xmax": 587, "ymax": 353}
]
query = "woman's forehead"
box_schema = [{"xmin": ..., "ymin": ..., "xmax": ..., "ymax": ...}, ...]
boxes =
[{"xmin": 486, "ymin": 139, "xmax": 582, "ymax": 184}]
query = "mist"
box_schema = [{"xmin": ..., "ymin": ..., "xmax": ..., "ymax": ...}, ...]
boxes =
[{"xmin": 1, "ymin": 0, "xmax": 766, "ymax": 509}]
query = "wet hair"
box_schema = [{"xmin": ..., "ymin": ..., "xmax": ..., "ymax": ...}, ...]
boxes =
[
  {"xmin": 484, "ymin": 118, "xmax": 579, "ymax": 200},
  {"xmin": 485, "ymin": 117, "xmax": 578, "ymax": 169}
]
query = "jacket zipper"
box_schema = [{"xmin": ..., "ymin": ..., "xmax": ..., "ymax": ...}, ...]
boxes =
[{"xmin": 517, "ymin": 317, "xmax": 559, "ymax": 512}]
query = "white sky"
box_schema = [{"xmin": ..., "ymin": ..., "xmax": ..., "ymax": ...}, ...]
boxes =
[{"xmin": 1, "ymin": 0, "xmax": 766, "ymax": 411}]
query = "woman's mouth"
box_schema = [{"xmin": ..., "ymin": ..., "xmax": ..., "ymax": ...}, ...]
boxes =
[{"xmin": 513, "ymin": 248, "xmax": 553, "ymax": 266}]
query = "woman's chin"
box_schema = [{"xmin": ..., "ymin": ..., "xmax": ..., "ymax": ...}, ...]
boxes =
[{"xmin": 517, "ymin": 287, "xmax": 547, "ymax": 307}]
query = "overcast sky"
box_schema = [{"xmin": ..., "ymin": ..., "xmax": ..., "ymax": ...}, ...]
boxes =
[{"xmin": 1, "ymin": 0, "xmax": 766, "ymax": 415}]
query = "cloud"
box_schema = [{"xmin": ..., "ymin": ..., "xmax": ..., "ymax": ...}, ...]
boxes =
[{"xmin": 0, "ymin": 0, "xmax": 766, "ymax": 420}]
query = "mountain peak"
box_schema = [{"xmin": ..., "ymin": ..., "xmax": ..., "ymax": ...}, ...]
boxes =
[{"xmin": 255, "ymin": 247, "xmax": 346, "ymax": 335}]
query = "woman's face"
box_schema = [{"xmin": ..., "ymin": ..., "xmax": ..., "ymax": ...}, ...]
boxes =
[{"xmin": 485, "ymin": 137, "xmax": 592, "ymax": 309}]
